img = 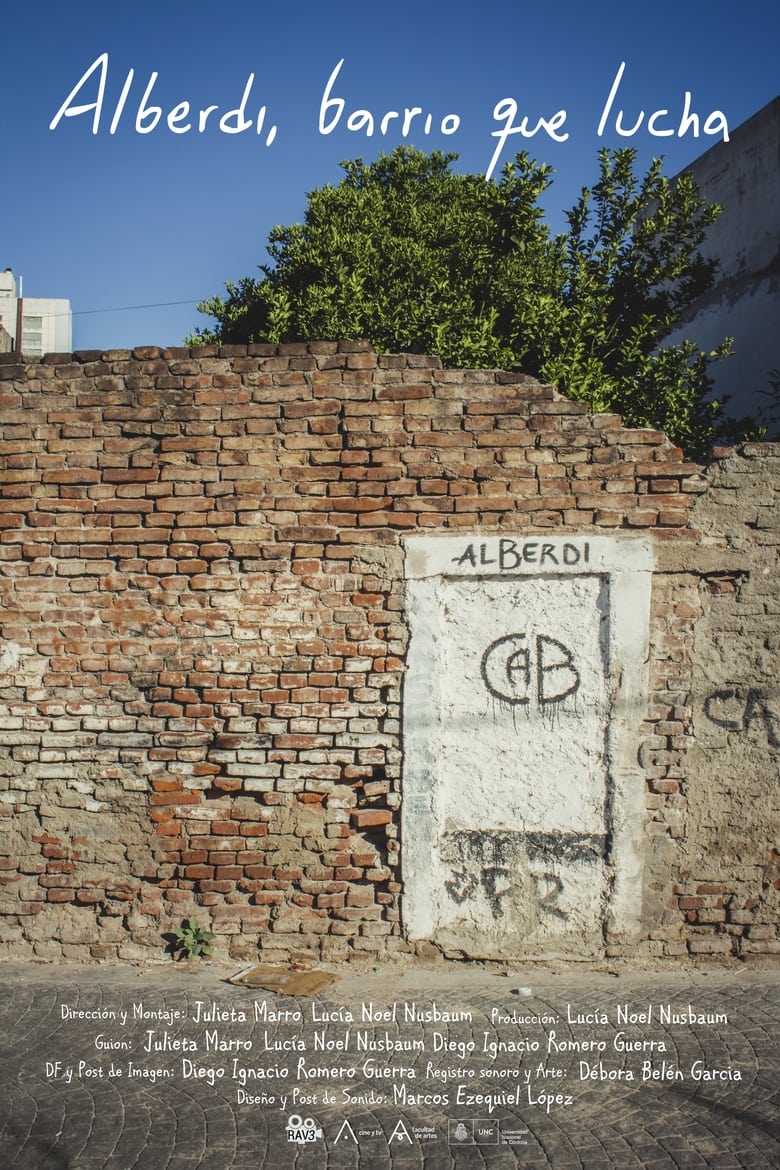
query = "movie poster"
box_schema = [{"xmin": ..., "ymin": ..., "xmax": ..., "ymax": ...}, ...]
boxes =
[{"xmin": 1, "ymin": 2, "xmax": 778, "ymax": 1167}]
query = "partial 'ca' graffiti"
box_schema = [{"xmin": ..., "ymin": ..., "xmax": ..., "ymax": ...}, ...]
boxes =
[
  {"xmin": 703, "ymin": 687, "xmax": 779, "ymax": 748},
  {"xmin": 481, "ymin": 633, "xmax": 580, "ymax": 706}
]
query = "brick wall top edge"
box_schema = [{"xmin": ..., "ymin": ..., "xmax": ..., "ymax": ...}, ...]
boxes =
[
  {"xmin": 0, "ymin": 341, "xmax": 510, "ymax": 377},
  {"xmin": 709, "ymin": 441, "xmax": 780, "ymax": 461},
  {"xmin": 3, "ymin": 342, "xmax": 777, "ymax": 465}
]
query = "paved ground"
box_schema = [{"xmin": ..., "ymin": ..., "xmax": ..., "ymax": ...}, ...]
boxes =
[{"xmin": 0, "ymin": 958, "xmax": 777, "ymax": 1169}]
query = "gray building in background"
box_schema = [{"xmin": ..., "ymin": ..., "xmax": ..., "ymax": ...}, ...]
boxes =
[
  {"xmin": 0, "ymin": 268, "xmax": 72, "ymax": 358},
  {"xmin": 668, "ymin": 96, "xmax": 780, "ymax": 436}
]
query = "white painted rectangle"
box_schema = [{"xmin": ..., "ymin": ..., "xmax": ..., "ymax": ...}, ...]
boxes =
[{"xmin": 402, "ymin": 535, "xmax": 652, "ymax": 958}]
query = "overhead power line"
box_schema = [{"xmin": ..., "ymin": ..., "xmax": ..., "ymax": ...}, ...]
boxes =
[{"xmin": 72, "ymin": 299, "xmax": 200, "ymax": 317}]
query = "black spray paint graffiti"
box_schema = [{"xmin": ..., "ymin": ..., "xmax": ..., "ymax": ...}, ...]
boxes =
[
  {"xmin": 703, "ymin": 688, "xmax": 780, "ymax": 748},
  {"xmin": 481, "ymin": 633, "xmax": 580, "ymax": 707},
  {"xmin": 441, "ymin": 830, "xmax": 605, "ymax": 921}
]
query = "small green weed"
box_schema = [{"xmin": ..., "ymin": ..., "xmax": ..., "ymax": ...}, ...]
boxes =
[{"xmin": 172, "ymin": 917, "xmax": 215, "ymax": 961}]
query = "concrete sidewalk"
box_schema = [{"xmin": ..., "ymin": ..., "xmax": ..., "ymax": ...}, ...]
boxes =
[{"xmin": 0, "ymin": 959, "xmax": 777, "ymax": 1169}]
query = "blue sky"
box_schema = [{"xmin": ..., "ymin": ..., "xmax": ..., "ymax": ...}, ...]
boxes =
[{"xmin": 4, "ymin": 1, "xmax": 778, "ymax": 351}]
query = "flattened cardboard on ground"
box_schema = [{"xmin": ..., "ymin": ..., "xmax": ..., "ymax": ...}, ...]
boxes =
[{"xmin": 228, "ymin": 964, "xmax": 338, "ymax": 995}]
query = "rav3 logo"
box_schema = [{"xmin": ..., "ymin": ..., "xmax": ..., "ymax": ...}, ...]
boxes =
[{"xmin": 285, "ymin": 1114, "xmax": 323, "ymax": 1144}]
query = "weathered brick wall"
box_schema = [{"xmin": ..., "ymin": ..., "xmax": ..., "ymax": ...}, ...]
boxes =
[
  {"xmin": 0, "ymin": 341, "xmax": 775, "ymax": 963},
  {"xmin": 680, "ymin": 446, "xmax": 780, "ymax": 958}
]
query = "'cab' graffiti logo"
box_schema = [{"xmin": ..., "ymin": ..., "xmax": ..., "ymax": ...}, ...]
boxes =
[{"xmin": 481, "ymin": 633, "xmax": 579, "ymax": 707}]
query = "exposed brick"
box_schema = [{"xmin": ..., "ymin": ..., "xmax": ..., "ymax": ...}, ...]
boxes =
[
  {"xmin": 351, "ymin": 810, "xmax": 392, "ymax": 828},
  {"xmin": 0, "ymin": 345, "xmax": 773, "ymax": 967}
]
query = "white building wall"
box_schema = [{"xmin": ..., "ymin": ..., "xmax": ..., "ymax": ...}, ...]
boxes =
[
  {"xmin": 0, "ymin": 270, "xmax": 72, "ymax": 357},
  {"xmin": 667, "ymin": 97, "xmax": 780, "ymax": 434}
]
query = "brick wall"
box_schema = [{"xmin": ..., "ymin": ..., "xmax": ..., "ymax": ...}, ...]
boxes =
[
  {"xmin": 681, "ymin": 446, "xmax": 780, "ymax": 958},
  {"xmin": 0, "ymin": 341, "xmax": 776, "ymax": 963}
]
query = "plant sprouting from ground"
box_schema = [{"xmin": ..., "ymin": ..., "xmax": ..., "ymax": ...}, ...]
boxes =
[{"xmin": 172, "ymin": 917, "xmax": 215, "ymax": 961}]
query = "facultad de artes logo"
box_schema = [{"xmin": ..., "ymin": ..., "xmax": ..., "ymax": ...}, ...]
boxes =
[{"xmin": 285, "ymin": 1114, "xmax": 323, "ymax": 1144}]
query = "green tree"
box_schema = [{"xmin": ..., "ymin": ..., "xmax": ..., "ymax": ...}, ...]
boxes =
[{"xmin": 190, "ymin": 146, "xmax": 751, "ymax": 456}]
